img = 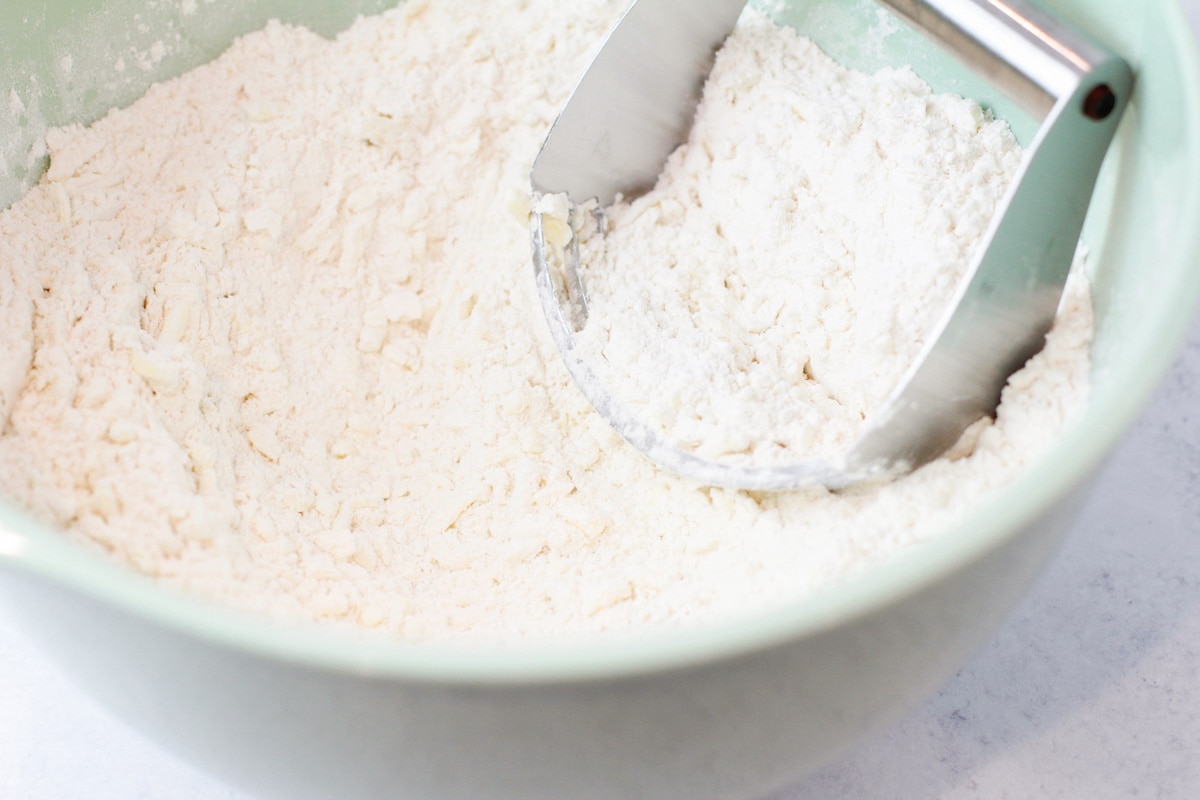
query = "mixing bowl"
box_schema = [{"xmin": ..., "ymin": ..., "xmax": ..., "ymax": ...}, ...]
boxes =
[{"xmin": 1, "ymin": 1, "xmax": 1198, "ymax": 799}]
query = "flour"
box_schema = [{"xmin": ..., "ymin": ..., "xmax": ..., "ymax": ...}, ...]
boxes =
[
  {"xmin": 573, "ymin": 13, "xmax": 1026, "ymax": 464},
  {"xmin": 0, "ymin": 1, "xmax": 1093, "ymax": 644}
]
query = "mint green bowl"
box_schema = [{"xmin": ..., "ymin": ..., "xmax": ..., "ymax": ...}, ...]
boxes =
[{"xmin": 1, "ymin": 2, "xmax": 1198, "ymax": 798}]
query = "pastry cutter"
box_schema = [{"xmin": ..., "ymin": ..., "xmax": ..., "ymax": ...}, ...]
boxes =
[{"xmin": 530, "ymin": 0, "xmax": 1132, "ymax": 491}]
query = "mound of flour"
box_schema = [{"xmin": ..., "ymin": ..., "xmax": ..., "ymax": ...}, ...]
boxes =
[
  {"xmin": 0, "ymin": 1, "xmax": 1092, "ymax": 643},
  {"xmin": 573, "ymin": 15, "xmax": 1026, "ymax": 464}
]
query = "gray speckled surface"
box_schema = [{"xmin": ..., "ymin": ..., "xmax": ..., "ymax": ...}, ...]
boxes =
[{"xmin": 3, "ymin": 4, "xmax": 1200, "ymax": 798}]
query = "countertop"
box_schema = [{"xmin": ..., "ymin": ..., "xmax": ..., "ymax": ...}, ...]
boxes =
[{"xmin": 4, "ymin": 4, "xmax": 1200, "ymax": 799}]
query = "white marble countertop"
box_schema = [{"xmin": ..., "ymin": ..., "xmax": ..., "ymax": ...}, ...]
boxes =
[{"xmin": 4, "ymin": 4, "xmax": 1200, "ymax": 799}]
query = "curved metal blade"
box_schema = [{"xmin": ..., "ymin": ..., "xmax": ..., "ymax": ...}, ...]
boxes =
[{"xmin": 530, "ymin": 0, "xmax": 748, "ymax": 206}]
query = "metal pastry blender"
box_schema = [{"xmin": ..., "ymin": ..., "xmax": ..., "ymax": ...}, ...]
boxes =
[{"xmin": 530, "ymin": 0, "xmax": 1132, "ymax": 490}]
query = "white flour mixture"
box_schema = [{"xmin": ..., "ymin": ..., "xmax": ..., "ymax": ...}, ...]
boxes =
[
  {"xmin": 0, "ymin": 1, "xmax": 1092, "ymax": 643},
  {"xmin": 572, "ymin": 17, "xmax": 1028, "ymax": 464}
]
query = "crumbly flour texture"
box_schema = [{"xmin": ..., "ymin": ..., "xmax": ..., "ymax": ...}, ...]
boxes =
[
  {"xmin": 573, "ymin": 19, "xmax": 1030, "ymax": 464},
  {"xmin": 0, "ymin": 1, "xmax": 1092, "ymax": 643}
]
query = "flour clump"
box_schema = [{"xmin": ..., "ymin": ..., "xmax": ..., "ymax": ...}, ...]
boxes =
[
  {"xmin": 573, "ymin": 12, "xmax": 1026, "ymax": 465},
  {"xmin": 0, "ymin": 2, "xmax": 1092, "ymax": 643}
]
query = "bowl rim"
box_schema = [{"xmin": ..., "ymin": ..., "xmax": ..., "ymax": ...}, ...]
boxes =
[{"xmin": 2, "ymin": 0, "xmax": 1199, "ymax": 686}]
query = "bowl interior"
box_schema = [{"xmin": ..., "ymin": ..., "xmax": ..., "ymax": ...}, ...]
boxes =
[{"xmin": 1, "ymin": 0, "xmax": 1198, "ymax": 678}]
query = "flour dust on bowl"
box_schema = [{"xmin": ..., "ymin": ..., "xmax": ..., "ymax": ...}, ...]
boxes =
[{"xmin": 0, "ymin": 1, "xmax": 1196, "ymax": 799}]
